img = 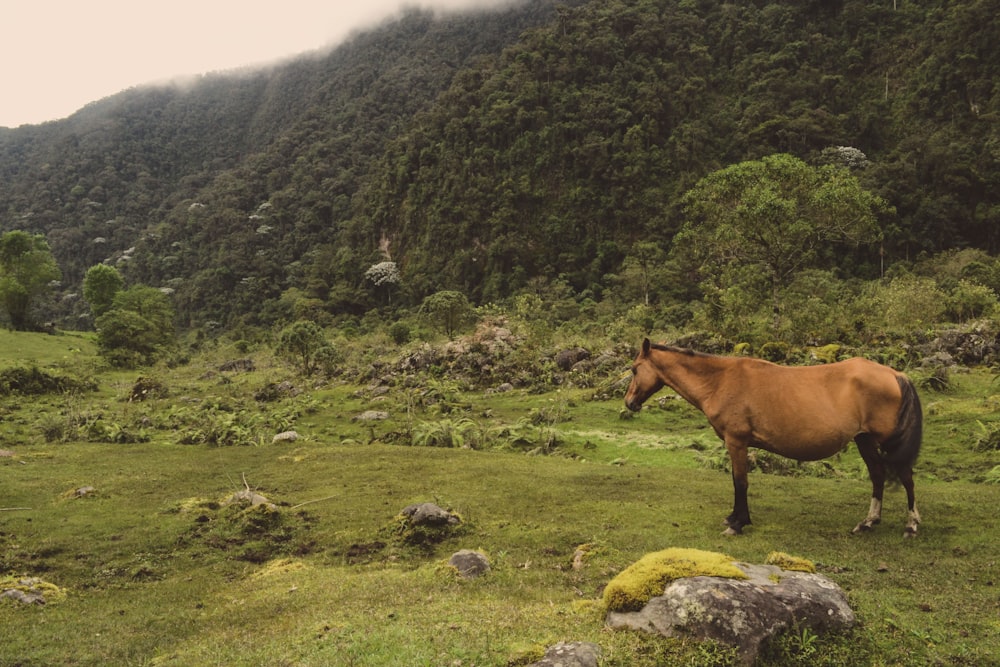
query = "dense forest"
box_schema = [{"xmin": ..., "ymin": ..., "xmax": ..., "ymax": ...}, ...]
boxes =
[{"xmin": 0, "ymin": 0, "xmax": 998, "ymax": 340}]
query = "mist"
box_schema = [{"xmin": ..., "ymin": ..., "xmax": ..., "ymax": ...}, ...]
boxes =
[{"xmin": 0, "ymin": 0, "xmax": 527, "ymax": 128}]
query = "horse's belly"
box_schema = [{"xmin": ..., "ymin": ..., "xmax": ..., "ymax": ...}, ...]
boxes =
[{"xmin": 753, "ymin": 431, "xmax": 851, "ymax": 462}]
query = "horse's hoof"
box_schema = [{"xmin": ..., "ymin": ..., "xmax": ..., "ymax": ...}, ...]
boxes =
[
  {"xmin": 722, "ymin": 526, "xmax": 741, "ymax": 537},
  {"xmin": 903, "ymin": 527, "xmax": 918, "ymax": 539}
]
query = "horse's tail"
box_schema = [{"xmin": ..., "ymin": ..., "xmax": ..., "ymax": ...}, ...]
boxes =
[{"xmin": 882, "ymin": 374, "xmax": 923, "ymax": 476}]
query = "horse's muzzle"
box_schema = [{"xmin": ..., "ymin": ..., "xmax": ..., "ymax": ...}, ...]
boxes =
[{"xmin": 625, "ymin": 398, "xmax": 642, "ymax": 412}]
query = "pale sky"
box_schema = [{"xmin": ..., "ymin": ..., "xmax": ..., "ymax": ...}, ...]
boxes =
[{"xmin": 1, "ymin": 0, "xmax": 517, "ymax": 128}]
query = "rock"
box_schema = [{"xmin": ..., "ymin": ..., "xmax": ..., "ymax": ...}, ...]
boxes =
[
  {"xmin": 528, "ymin": 641, "xmax": 602, "ymax": 667},
  {"xmin": 555, "ymin": 347, "xmax": 590, "ymax": 371},
  {"xmin": 400, "ymin": 502, "xmax": 459, "ymax": 526},
  {"xmin": 73, "ymin": 486, "xmax": 96, "ymax": 498},
  {"xmin": 224, "ymin": 489, "xmax": 277, "ymax": 510},
  {"xmin": 1, "ymin": 588, "xmax": 45, "ymax": 605},
  {"xmin": 1, "ymin": 577, "xmax": 64, "ymax": 605},
  {"xmin": 0, "ymin": 449, "xmax": 14, "ymax": 457},
  {"xmin": 448, "ymin": 549, "xmax": 491, "ymax": 578},
  {"xmin": 128, "ymin": 376, "xmax": 167, "ymax": 401},
  {"xmin": 606, "ymin": 561, "xmax": 854, "ymax": 665},
  {"xmin": 272, "ymin": 430, "xmax": 299, "ymax": 443},
  {"xmin": 353, "ymin": 410, "xmax": 389, "ymax": 422},
  {"xmin": 218, "ymin": 358, "xmax": 255, "ymax": 372}
]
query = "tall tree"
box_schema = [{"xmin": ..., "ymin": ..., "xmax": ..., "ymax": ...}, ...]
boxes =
[
  {"xmin": 83, "ymin": 264, "xmax": 125, "ymax": 319},
  {"xmin": 95, "ymin": 286, "xmax": 176, "ymax": 367},
  {"xmin": 674, "ymin": 154, "xmax": 889, "ymax": 331},
  {"xmin": 0, "ymin": 231, "xmax": 61, "ymax": 330}
]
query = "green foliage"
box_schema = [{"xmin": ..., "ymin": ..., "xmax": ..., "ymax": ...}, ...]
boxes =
[
  {"xmin": 946, "ymin": 279, "xmax": 998, "ymax": 322},
  {"xmin": 3, "ymin": 1, "xmax": 1000, "ymax": 334},
  {"xmin": 0, "ymin": 365, "xmax": 96, "ymax": 396},
  {"xmin": 388, "ymin": 321, "xmax": 411, "ymax": 345},
  {"xmin": 82, "ymin": 264, "xmax": 124, "ymax": 319},
  {"xmin": 856, "ymin": 275, "xmax": 947, "ymax": 337},
  {"xmin": 95, "ymin": 286, "xmax": 176, "ymax": 367},
  {"xmin": 275, "ymin": 320, "xmax": 337, "ymax": 376},
  {"xmin": 421, "ymin": 290, "xmax": 474, "ymax": 339},
  {"xmin": 411, "ymin": 417, "xmax": 479, "ymax": 448},
  {"xmin": 0, "ymin": 231, "xmax": 61, "ymax": 330},
  {"xmin": 675, "ymin": 154, "xmax": 887, "ymax": 338}
]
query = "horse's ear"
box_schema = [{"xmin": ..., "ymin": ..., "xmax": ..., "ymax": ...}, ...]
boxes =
[{"xmin": 641, "ymin": 338, "xmax": 651, "ymax": 356}]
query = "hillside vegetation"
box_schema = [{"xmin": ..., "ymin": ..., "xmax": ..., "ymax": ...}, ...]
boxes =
[{"xmin": 1, "ymin": 0, "xmax": 998, "ymax": 334}]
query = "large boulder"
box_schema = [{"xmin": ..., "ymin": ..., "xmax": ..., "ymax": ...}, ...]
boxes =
[{"xmin": 604, "ymin": 549, "xmax": 854, "ymax": 665}]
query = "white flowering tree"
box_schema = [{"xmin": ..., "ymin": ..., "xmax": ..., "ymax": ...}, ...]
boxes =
[{"xmin": 364, "ymin": 261, "xmax": 400, "ymax": 305}]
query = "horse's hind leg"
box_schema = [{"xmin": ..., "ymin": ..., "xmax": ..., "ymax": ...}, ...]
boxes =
[
  {"xmin": 898, "ymin": 466, "xmax": 920, "ymax": 538},
  {"xmin": 723, "ymin": 440, "xmax": 752, "ymax": 536},
  {"xmin": 853, "ymin": 434, "xmax": 885, "ymax": 533}
]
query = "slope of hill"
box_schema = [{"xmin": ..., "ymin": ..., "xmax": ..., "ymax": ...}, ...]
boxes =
[{"xmin": 1, "ymin": 0, "xmax": 998, "ymax": 330}]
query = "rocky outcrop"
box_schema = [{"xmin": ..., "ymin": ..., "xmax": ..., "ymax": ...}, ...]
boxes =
[{"xmin": 606, "ymin": 559, "xmax": 854, "ymax": 665}]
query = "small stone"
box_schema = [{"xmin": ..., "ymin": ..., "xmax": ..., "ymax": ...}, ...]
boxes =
[
  {"xmin": 400, "ymin": 503, "xmax": 458, "ymax": 526},
  {"xmin": 353, "ymin": 410, "xmax": 389, "ymax": 422},
  {"xmin": 272, "ymin": 430, "xmax": 299, "ymax": 443},
  {"xmin": 529, "ymin": 641, "xmax": 602, "ymax": 667},
  {"xmin": 448, "ymin": 550, "xmax": 491, "ymax": 578}
]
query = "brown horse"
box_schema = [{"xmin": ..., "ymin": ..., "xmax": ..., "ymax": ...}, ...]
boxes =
[{"xmin": 624, "ymin": 339, "xmax": 922, "ymax": 537}]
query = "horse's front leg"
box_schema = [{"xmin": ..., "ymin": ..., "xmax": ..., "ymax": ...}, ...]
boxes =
[
  {"xmin": 853, "ymin": 434, "xmax": 885, "ymax": 533},
  {"xmin": 724, "ymin": 440, "xmax": 751, "ymax": 536}
]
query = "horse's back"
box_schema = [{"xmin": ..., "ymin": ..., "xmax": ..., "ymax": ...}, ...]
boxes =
[{"xmin": 716, "ymin": 356, "xmax": 905, "ymax": 457}]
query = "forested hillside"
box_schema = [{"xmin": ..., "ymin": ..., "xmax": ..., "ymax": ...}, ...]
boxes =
[{"xmin": 0, "ymin": 0, "xmax": 998, "ymax": 334}]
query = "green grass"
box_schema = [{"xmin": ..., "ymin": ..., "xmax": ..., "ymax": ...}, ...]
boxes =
[
  {"xmin": 0, "ymin": 329, "xmax": 96, "ymax": 366},
  {"xmin": 2, "ymin": 333, "xmax": 1000, "ymax": 666}
]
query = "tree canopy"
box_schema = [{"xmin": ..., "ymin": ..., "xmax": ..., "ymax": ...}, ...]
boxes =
[{"xmin": 0, "ymin": 231, "xmax": 61, "ymax": 330}]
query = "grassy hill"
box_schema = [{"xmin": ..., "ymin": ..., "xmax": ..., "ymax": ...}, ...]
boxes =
[{"xmin": 2, "ymin": 330, "xmax": 999, "ymax": 665}]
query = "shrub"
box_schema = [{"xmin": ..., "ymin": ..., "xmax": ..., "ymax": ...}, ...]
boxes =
[
  {"xmin": 0, "ymin": 366, "xmax": 97, "ymax": 396},
  {"xmin": 759, "ymin": 342, "xmax": 790, "ymax": 362},
  {"xmin": 389, "ymin": 321, "xmax": 411, "ymax": 345},
  {"xmin": 276, "ymin": 320, "xmax": 337, "ymax": 376}
]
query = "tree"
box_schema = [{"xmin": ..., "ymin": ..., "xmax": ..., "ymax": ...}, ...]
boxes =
[
  {"xmin": 618, "ymin": 241, "xmax": 669, "ymax": 306},
  {"xmin": 276, "ymin": 320, "xmax": 337, "ymax": 376},
  {"xmin": 95, "ymin": 286, "xmax": 176, "ymax": 367},
  {"xmin": 674, "ymin": 154, "xmax": 889, "ymax": 333},
  {"xmin": 364, "ymin": 261, "xmax": 401, "ymax": 305},
  {"xmin": 0, "ymin": 231, "xmax": 61, "ymax": 330},
  {"xmin": 83, "ymin": 264, "xmax": 125, "ymax": 319},
  {"xmin": 421, "ymin": 290, "xmax": 474, "ymax": 339}
]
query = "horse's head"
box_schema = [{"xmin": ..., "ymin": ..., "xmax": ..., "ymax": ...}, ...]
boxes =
[{"xmin": 624, "ymin": 338, "xmax": 665, "ymax": 411}]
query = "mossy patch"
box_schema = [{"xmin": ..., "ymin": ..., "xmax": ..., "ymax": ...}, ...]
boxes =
[
  {"xmin": 602, "ymin": 548, "xmax": 747, "ymax": 613},
  {"xmin": 0, "ymin": 575, "xmax": 67, "ymax": 605},
  {"xmin": 250, "ymin": 557, "xmax": 309, "ymax": 579},
  {"xmin": 765, "ymin": 551, "xmax": 816, "ymax": 573}
]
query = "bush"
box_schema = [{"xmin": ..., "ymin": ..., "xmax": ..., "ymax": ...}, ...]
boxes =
[
  {"xmin": 389, "ymin": 321, "xmax": 411, "ymax": 345},
  {"xmin": 276, "ymin": 321, "xmax": 338, "ymax": 376},
  {"xmin": 0, "ymin": 366, "xmax": 97, "ymax": 396}
]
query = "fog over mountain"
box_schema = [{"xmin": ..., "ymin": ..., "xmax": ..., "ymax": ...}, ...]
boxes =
[{"xmin": 0, "ymin": 0, "xmax": 526, "ymax": 127}]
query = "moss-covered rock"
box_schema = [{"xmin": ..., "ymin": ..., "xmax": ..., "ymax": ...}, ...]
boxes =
[
  {"xmin": 764, "ymin": 551, "xmax": 816, "ymax": 573},
  {"xmin": 602, "ymin": 548, "xmax": 747, "ymax": 613}
]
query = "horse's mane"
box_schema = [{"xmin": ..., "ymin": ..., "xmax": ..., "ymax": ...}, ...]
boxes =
[{"xmin": 649, "ymin": 343, "xmax": 714, "ymax": 358}]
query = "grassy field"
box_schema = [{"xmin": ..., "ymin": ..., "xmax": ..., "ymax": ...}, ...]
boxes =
[{"xmin": 1, "ymin": 331, "xmax": 999, "ymax": 666}]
